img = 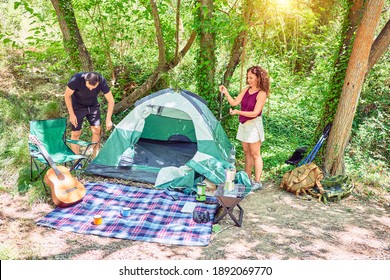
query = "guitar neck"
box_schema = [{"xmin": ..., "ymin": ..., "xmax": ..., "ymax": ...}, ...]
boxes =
[{"xmin": 35, "ymin": 143, "xmax": 63, "ymax": 178}]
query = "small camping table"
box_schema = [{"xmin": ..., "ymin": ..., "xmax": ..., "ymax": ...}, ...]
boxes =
[{"xmin": 213, "ymin": 184, "xmax": 247, "ymax": 227}]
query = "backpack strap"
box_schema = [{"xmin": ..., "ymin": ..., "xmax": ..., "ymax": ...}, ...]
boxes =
[{"xmin": 315, "ymin": 175, "xmax": 324, "ymax": 193}]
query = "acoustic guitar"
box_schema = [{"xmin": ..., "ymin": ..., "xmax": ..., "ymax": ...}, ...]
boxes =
[{"xmin": 29, "ymin": 135, "xmax": 86, "ymax": 208}]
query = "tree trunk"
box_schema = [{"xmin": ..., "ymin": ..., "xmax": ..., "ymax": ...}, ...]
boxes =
[
  {"xmin": 113, "ymin": 31, "xmax": 196, "ymax": 114},
  {"xmin": 222, "ymin": 0, "xmax": 253, "ymax": 88},
  {"xmin": 324, "ymin": 0, "xmax": 385, "ymax": 175},
  {"xmin": 113, "ymin": 1, "xmax": 196, "ymax": 114},
  {"xmin": 114, "ymin": 71, "xmax": 161, "ymax": 114},
  {"xmin": 318, "ymin": 0, "xmax": 364, "ymax": 128},
  {"xmin": 314, "ymin": 0, "xmax": 364, "ymax": 164},
  {"xmin": 150, "ymin": 0, "xmax": 166, "ymax": 69},
  {"xmin": 50, "ymin": 0, "xmax": 93, "ymax": 72},
  {"xmin": 218, "ymin": 0, "xmax": 253, "ymax": 122},
  {"xmin": 97, "ymin": 3, "xmax": 115, "ymax": 81},
  {"xmin": 367, "ymin": 19, "xmax": 390, "ymax": 71},
  {"xmin": 196, "ymin": 0, "xmax": 216, "ymax": 102}
]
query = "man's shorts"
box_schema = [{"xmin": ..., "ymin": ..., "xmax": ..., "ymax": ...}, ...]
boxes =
[{"xmin": 72, "ymin": 104, "xmax": 101, "ymax": 131}]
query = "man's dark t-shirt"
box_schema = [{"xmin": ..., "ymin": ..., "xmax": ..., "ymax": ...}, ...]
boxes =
[{"xmin": 67, "ymin": 72, "xmax": 110, "ymax": 108}]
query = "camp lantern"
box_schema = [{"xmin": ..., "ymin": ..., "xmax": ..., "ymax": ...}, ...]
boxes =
[{"xmin": 196, "ymin": 182, "xmax": 206, "ymax": 202}]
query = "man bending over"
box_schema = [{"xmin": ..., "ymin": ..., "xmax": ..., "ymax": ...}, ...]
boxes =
[{"xmin": 64, "ymin": 72, "xmax": 115, "ymax": 158}]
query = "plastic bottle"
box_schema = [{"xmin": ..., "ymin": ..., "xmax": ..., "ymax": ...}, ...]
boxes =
[
  {"xmin": 229, "ymin": 146, "xmax": 236, "ymax": 166},
  {"xmin": 225, "ymin": 146, "xmax": 236, "ymax": 191}
]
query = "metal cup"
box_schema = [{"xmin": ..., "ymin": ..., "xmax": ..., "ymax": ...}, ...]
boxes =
[
  {"xmin": 93, "ymin": 215, "xmax": 102, "ymax": 225},
  {"xmin": 122, "ymin": 207, "xmax": 131, "ymax": 217}
]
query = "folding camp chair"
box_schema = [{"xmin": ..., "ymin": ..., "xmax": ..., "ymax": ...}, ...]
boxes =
[
  {"xmin": 298, "ymin": 123, "xmax": 332, "ymax": 167},
  {"xmin": 285, "ymin": 123, "xmax": 332, "ymax": 167},
  {"xmin": 29, "ymin": 118, "xmax": 95, "ymax": 190}
]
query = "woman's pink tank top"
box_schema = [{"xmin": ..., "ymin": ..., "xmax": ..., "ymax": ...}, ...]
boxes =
[{"xmin": 239, "ymin": 88, "xmax": 262, "ymax": 124}]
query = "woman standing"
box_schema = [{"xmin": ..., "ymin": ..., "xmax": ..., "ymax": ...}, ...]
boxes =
[{"xmin": 219, "ymin": 66, "xmax": 270, "ymax": 190}]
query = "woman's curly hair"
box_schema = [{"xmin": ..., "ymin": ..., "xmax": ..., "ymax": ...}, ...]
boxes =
[{"xmin": 246, "ymin": 66, "xmax": 270, "ymax": 97}]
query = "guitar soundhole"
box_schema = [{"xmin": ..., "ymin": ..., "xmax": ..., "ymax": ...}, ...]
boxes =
[{"xmin": 63, "ymin": 187, "xmax": 77, "ymax": 194}]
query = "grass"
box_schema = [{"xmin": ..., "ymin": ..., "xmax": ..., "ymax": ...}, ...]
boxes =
[{"xmin": 0, "ymin": 245, "xmax": 19, "ymax": 260}]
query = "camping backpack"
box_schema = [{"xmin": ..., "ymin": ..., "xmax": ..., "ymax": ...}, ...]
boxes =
[
  {"xmin": 310, "ymin": 174, "xmax": 354, "ymax": 203},
  {"xmin": 280, "ymin": 162, "xmax": 324, "ymax": 196}
]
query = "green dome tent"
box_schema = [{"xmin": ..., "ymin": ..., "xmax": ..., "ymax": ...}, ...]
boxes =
[{"xmin": 86, "ymin": 88, "xmax": 234, "ymax": 193}]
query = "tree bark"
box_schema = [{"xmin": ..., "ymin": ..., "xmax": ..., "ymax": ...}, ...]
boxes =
[
  {"xmin": 50, "ymin": 0, "xmax": 93, "ymax": 72},
  {"xmin": 324, "ymin": 0, "xmax": 385, "ymax": 175}
]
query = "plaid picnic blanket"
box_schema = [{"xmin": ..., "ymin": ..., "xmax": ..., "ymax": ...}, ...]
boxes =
[{"xmin": 36, "ymin": 182, "xmax": 218, "ymax": 246}]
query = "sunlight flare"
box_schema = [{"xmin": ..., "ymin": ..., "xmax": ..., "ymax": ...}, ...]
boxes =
[{"xmin": 276, "ymin": 0, "xmax": 291, "ymax": 7}]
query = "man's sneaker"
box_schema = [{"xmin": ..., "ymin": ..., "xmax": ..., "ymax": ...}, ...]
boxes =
[{"xmin": 251, "ymin": 181, "xmax": 263, "ymax": 191}]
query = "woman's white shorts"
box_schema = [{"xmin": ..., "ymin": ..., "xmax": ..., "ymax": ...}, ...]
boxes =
[{"xmin": 236, "ymin": 116, "xmax": 265, "ymax": 143}]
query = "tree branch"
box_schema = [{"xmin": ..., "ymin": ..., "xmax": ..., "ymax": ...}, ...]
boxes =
[
  {"xmin": 174, "ymin": 0, "xmax": 181, "ymax": 61},
  {"xmin": 367, "ymin": 19, "xmax": 390, "ymax": 71},
  {"xmin": 150, "ymin": 0, "xmax": 166, "ymax": 67},
  {"xmin": 113, "ymin": 30, "xmax": 197, "ymax": 114}
]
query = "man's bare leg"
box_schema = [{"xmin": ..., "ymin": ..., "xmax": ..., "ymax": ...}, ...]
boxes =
[
  {"xmin": 70, "ymin": 130, "xmax": 82, "ymax": 154},
  {"xmin": 91, "ymin": 126, "xmax": 101, "ymax": 158}
]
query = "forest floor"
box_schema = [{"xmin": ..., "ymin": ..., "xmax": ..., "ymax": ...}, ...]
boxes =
[{"xmin": 1, "ymin": 177, "xmax": 389, "ymax": 260}]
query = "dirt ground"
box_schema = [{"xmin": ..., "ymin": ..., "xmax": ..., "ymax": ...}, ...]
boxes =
[{"xmin": 1, "ymin": 179, "xmax": 389, "ymax": 260}]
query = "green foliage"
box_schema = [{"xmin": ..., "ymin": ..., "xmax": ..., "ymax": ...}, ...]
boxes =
[
  {"xmin": 16, "ymin": 167, "xmax": 41, "ymax": 194},
  {"xmin": 0, "ymin": 49, "xmax": 65, "ymax": 197}
]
